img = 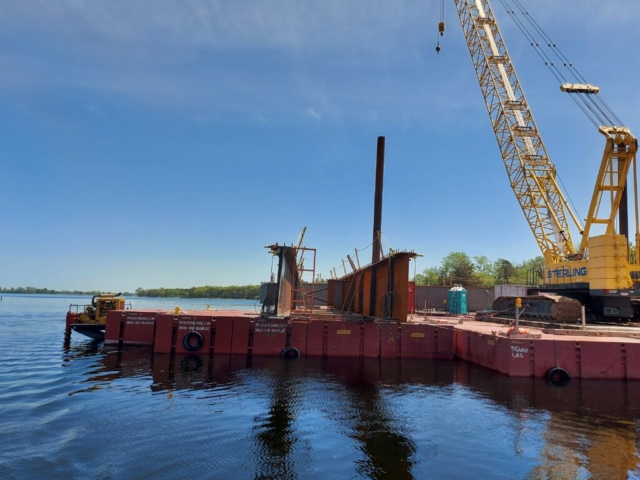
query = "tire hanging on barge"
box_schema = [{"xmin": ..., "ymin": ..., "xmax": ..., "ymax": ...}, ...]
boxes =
[
  {"xmin": 181, "ymin": 355, "xmax": 203, "ymax": 372},
  {"xmin": 281, "ymin": 346, "xmax": 300, "ymax": 359},
  {"xmin": 182, "ymin": 331, "xmax": 204, "ymax": 352},
  {"xmin": 547, "ymin": 367, "xmax": 570, "ymax": 386}
]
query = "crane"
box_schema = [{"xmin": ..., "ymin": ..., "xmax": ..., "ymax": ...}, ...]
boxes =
[{"xmin": 443, "ymin": 0, "xmax": 640, "ymax": 321}]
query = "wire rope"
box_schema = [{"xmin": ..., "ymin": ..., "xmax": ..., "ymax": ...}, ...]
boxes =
[
  {"xmin": 495, "ymin": 0, "xmax": 634, "ymax": 227},
  {"xmin": 500, "ymin": 0, "xmax": 625, "ymax": 128}
]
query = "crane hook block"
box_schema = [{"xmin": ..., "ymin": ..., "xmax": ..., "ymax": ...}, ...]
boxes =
[
  {"xmin": 436, "ymin": 44, "xmax": 441, "ymax": 54},
  {"xmin": 438, "ymin": 21, "xmax": 445, "ymax": 36}
]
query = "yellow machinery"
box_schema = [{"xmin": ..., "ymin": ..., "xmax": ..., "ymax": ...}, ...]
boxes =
[
  {"xmin": 444, "ymin": 0, "xmax": 640, "ymax": 321},
  {"xmin": 66, "ymin": 293, "xmax": 127, "ymax": 340}
]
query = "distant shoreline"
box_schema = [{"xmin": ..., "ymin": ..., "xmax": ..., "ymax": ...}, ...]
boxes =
[
  {"xmin": 134, "ymin": 285, "xmax": 261, "ymax": 300},
  {"xmin": 0, "ymin": 289, "xmax": 134, "ymax": 296},
  {"xmin": 0, "ymin": 285, "xmax": 262, "ymax": 300}
]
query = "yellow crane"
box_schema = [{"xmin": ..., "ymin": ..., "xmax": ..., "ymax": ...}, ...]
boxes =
[{"xmin": 443, "ymin": 0, "xmax": 640, "ymax": 321}]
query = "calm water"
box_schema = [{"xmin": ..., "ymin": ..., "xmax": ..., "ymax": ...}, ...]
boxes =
[{"xmin": 1, "ymin": 294, "xmax": 640, "ymax": 479}]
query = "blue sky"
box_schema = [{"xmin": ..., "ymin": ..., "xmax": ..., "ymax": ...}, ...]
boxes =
[{"xmin": 2, "ymin": 0, "xmax": 640, "ymax": 292}]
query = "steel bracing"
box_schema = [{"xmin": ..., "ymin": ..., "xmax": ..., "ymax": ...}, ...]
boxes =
[
  {"xmin": 579, "ymin": 127, "xmax": 638, "ymax": 255},
  {"xmin": 454, "ymin": 0, "xmax": 584, "ymax": 264}
]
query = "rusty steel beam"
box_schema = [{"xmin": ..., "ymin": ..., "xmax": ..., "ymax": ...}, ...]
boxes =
[
  {"xmin": 265, "ymin": 244, "xmax": 298, "ymax": 316},
  {"xmin": 327, "ymin": 279, "xmax": 344, "ymax": 310},
  {"xmin": 347, "ymin": 254, "xmax": 357, "ymax": 272},
  {"xmin": 335, "ymin": 251, "xmax": 416, "ymax": 322}
]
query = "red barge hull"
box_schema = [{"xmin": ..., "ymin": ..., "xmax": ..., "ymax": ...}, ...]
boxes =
[
  {"xmin": 103, "ymin": 309, "xmax": 640, "ymax": 381},
  {"xmin": 104, "ymin": 309, "xmax": 455, "ymax": 360},
  {"xmin": 95, "ymin": 243, "xmax": 640, "ymax": 381}
]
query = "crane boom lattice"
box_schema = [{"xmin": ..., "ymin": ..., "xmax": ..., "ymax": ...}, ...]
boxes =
[{"xmin": 454, "ymin": 0, "xmax": 583, "ymax": 263}]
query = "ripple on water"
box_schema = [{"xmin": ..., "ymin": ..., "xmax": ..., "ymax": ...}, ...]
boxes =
[{"xmin": 2, "ymin": 298, "xmax": 640, "ymax": 479}]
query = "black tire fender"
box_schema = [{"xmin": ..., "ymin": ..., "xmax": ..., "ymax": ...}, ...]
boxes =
[
  {"xmin": 547, "ymin": 367, "xmax": 570, "ymax": 386},
  {"xmin": 281, "ymin": 346, "xmax": 300, "ymax": 359},
  {"xmin": 181, "ymin": 355, "xmax": 203, "ymax": 372},
  {"xmin": 182, "ymin": 331, "xmax": 204, "ymax": 352}
]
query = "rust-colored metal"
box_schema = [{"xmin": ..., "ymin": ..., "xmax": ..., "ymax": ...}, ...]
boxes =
[
  {"xmin": 266, "ymin": 244, "xmax": 316, "ymax": 318},
  {"xmin": 327, "ymin": 279, "xmax": 342, "ymax": 309},
  {"xmin": 329, "ymin": 251, "xmax": 416, "ymax": 322},
  {"xmin": 372, "ymin": 136, "xmax": 385, "ymax": 264},
  {"xmin": 291, "ymin": 246, "xmax": 317, "ymax": 318},
  {"xmin": 347, "ymin": 254, "xmax": 357, "ymax": 273},
  {"xmin": 276, "ymin": 245, "xmax": 296, "ymax": 317}
]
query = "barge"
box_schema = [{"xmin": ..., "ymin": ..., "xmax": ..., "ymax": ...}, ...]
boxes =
[
  {"xmin": 67, "ymin": 242, "xmax": 640, "ymax": 383},
  {"xmin": 63, "ymin": 134, "xmax": 640, "ymax": 382}
]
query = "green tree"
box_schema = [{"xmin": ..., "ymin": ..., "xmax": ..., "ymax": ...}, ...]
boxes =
[
  {"xmin": 413, "ymin": 273, "xmax": 426, "ymax": 285},
  {"xmin": 494, "ymin": 258, "xmax": 516, "ymax": 283},
  {"xmin": 424, "ymin": 267, "xmax": 442, "ymax": 285},
  {"xmin": 439, "ymin": 251, "xmax": 476, "ymax": 286},
  {"xmin": 134, "ymin": 285, "xmax": 262, "ymax": 299},
  {"xmin": 417, "ymin": 267, "xmax": 444, "ymax": 286},
  {"xmin": 473, "ymin": 255, "xmax": 496, "ymax": 286},
  {"xmin": 512, "ymin": 256, "xmax": 545, "ymax": 284},
  {"xmin": 416, "ymin": 252, "xmax": 558, "ymax": 288}
]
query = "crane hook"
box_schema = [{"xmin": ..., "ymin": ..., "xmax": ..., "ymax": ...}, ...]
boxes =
[{"xmin": 436, "ymin": 19, "xmax": 445, "ymax": 54}]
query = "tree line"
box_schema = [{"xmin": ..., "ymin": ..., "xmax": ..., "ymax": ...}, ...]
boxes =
[
  {"xmin": 134, "ymin": 285, "xmax": 261, "ymax": 299},
  {"xmin": 0, "ymin": 286, "xmax": 134, "ymax": 296},
  {"xmin": 414, "ymin": 252, "xmax": 545, "ymax": 287},
  {"xmin": 0, "ymin": 285, "xmax": 262, "ymax": 299},
  {"xmin": 420, "ymin": 242, "xmax": 640, "ymax": 287}
]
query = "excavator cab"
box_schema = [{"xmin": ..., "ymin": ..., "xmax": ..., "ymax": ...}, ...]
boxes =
[
  {"xmin": 66, "ymin": 293, "xmax": 129, "ymax": 341},
  {"xmin": 93, "ymin": 293, "xmax": 125, "ymax": 320},
  {"xmin": 76, "ymin": 293, "xmax": 125, "ymax": 325}
]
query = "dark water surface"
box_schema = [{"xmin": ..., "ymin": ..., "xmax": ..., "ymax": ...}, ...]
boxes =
[{"xmin": 1, "ymin": 294, "xmax": 640, "ymax": 479}]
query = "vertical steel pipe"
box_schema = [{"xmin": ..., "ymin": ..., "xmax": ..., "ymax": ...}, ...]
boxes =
[{"xmin": 372, "ymin": 136, "xmax": 385, "ymax": 264}]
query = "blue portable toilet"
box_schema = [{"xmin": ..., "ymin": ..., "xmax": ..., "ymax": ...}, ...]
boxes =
[{"xmin": 448, "ymin": 284, "xmax": 468, "ymax": 315}]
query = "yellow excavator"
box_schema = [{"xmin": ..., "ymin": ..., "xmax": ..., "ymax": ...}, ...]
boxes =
[
  {"xmin": 66, "ymin": 293, "xmax": 127, "ymax": 340},
  {"xmin": 441, "ymin": 0, "xmax": 640, "ymax": 322}
]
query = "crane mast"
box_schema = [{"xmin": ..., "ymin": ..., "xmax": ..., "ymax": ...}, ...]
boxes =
[
  {"xmin": 453, "ymin": 0, "xmax": 584, "ymax": 265},
  {"xmin": 448, "ymin": 0, "xmax": 640, "ymax": 321}
]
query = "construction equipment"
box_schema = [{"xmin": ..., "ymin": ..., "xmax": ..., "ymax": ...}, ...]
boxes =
[
  {"xmin": 66, "ymin": 293, "xmax": 127, "ymax": 340},
  {"xmin": 443, "ymin": 0, "xmax": 640, "ymax": 321}
]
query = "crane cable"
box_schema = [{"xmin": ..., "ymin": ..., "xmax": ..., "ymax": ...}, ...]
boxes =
[
  {"xmin": 499, "ymin": 0, "xmax": 624, "ymax": 129},
  {"xmin": 436, "ymin": 0, "xmax": 445, "ymax": 54},
  {"xmin": 494, "ymin": 0, "xmax": 585, "ymax": 231},
  {"xmin": 510, "ymin": 0, "xmax": 623, "ymax": 127},
  {"xmin": 496, "ymin": 0, "xmax": 601, "ymax": 127},
  {"xmin": 508, "ymin": 0, "xmax": 618, "ymax": 126},
  {"xmin": 498, "ymin": 0, "xmax": 631, "ymax": 229}
]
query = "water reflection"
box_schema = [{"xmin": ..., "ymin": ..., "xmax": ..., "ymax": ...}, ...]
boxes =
[
  {"xmin": 322, "ymin": 358, "xmax": 417, "ymax": 480},
  {"xmin": 251, "ymin": 358, "xmax": 301, "ymax": 480},
  {"xmin": 88, "ymin": 349, "xmax": 640, "ymax": 479},
  {"xmin": 62, "ymin": 341, "xmax": 103, "ymax": 360},
  {"xmin": 456, "ymin": 361, "xmax": 640, "ymax": 479}
]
